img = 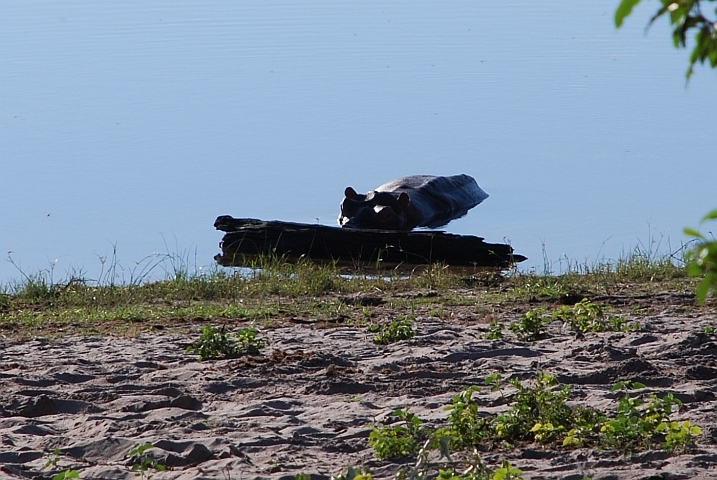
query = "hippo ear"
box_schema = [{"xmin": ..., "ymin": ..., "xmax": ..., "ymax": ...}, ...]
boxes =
[
  {"xmin": 396, "ymin": 192, "xmax": 410, "ymax": 211},
  {"xmin": 345, "ymin": 187, "xmax": 360, "ymax": 199}
]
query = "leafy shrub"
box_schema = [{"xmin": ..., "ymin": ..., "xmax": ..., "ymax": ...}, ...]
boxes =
[
  {"xmin": 483, "ymin": 320, "xmax": 504, "ymax": 340},
  {"xmin": 398, "ymin": 442, "xmax": 523, "ymax": 480},
  {"xmin": 595, "ymin": 381, "xmax": 701, "ymax": 453},
  {"xmin": 368, "ymin": 408, "xmax": 426, "ymax": 459},
  {"xmin": 330, "ymin": 466, "xmax": 373, "ymax": 480},
  {"xmin": 493, "ymin": 372, "xmax": 603, "ymax": 445},
  {"xmin": 435, "ymin": 373, "xmax": 602, "ymax": 450},
  {"xmin": 439, "ymin": 385, "xmax": 491, "ymax": 449},
  {"xmin": 434, "ymin": 460, "xmax": 522, "ymax": 480},
  {"xmin": 508, "ymin": 309, "xmax": 550, "ymax": 340},
  {"xmin": 44, "ymin": 449, "xmax": 79, "ymax": 480},
  {"xmin": 657, "ymin": 420, "xmax": 703, "ymax": 452},
  {"xmin": 234, "ymin": 326, "xmax": 268, "ymax": 354},
  {"xmin": 615, "ymin": 0, "xmax": 717, "ymax": 79},
  {"xmin": 436, "ymin": 373, "xmax": 699, "ymax": 454},
  {"xmin": 53, "ymin": 471, "xmax": 79, "ymax": 480},
  {"xmin": 553, "ymin": 299, "xmax": 638, "ymax": 333},
  {"xmin": 685, "ymin": 209, "xmax": 717, "ymax": 303},
  {"xmin": 368, "ymin": 374, "xmax": 700, "ymax": 480},
  {"xmin": 368, "ymin": 317, "xmax": 417, "ymax": 344},
  {"xmin": 128, "ymin": 442, "xmax": 165, "ymax": 480},
  {"xmin": 186, "ymin": 325, "xmax": 268, "ymax": 361}
]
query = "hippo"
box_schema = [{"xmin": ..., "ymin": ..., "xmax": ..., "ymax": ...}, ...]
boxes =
[{"xmin": 338, "ymin": 174, "xmax": 488, "ymax": 230}]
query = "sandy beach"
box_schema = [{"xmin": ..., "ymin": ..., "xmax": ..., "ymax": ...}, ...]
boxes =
[{"xmin": 1, "ymin": 289, "xmax": 716, "ymax": 479}]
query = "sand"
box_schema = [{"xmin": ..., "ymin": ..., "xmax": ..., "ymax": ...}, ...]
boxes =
[{"xmin": 1, "ymin": 292, "xmax": 716, "ymax": 479}]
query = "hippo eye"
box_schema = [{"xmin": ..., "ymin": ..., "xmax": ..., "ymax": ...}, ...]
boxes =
[{"xmin": 374, "ymin": 206, "xmax": 400, "ymax": 227}]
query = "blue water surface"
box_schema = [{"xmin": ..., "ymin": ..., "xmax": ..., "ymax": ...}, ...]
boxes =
[{"xmin": 1, "ymin": 1, "xmax": 715, "ymax": 284}]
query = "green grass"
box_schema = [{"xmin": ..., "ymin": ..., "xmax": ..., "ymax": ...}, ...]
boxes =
[{"xmin": 0, "ymin": 249, "xmax": 705, "ymax": 338}]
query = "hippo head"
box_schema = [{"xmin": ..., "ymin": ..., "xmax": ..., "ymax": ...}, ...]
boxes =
[{"xmin": 338, "ymin": 187, "xmax": 412, "ymax": 230}]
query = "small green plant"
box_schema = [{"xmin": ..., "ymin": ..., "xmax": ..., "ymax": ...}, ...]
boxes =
[
  {"xmin": 44, "ymin": 449, "xmax": 80, "ymax": 480},
  {"xmin": 235, "ymin": 326, "xmax": 269, "ymax": 354},
  {"xmin": 493, "ymin": 372, "xmax": 601, "ymax": 445},
  {"xmin": 685, "ymin": 209, "xmax": 717, "ymax": 303},
  {"xmin": 368, "ymin": 408, "xmax": 426, "ymax": 459},
  {"xmin": 607, "ymin": 315, "xmax": 638, "ymax": 332},
  {"xmin": 397, "ymin": 433, "xmax": 518, "ymax": 480},
  {"xmin": 52, "ymin": 471, "xmax": 80, "ymax": 480},
  {"xmin": 508, "ymin": 308, "xmax": 550, "ymax": 340},
  {"xmin": 186, "ymin": 325, "xmax": 268, "ymax": 360},
  {"xmin": 439, "ymin": 385, "xmax": 490, "ymax": 449},
  {"xmin": 600, "ymin": 381, "xmax": 656, "ymax": 451},
  {"xmin": 331, "ymin": 466, "xmax": 373, "ymax": 480},
  {"xmin": 598, "ymin": 381, "xmax": 701, "ymax": 453},
  {"xmin": 491, "ymin": 461, "xmax": 523, "ymax": 480},
  {"xmin": 128, "ymin": 442, "xmax": 166, "ymax": 479},
  {"xmin": 368, "ymin": 317, "xmax": 417, "ymax": 344},
  {"xmin": 372, "ymin": 374, "xmax": 701, "ymax": 480},
  {"xmin": 186, "ymin": 325, "xmax": 238, "ymax": 360},
  {"xmin": 657, "ymin": 420, "xmax": 702, "ymax": 452},
  {"xmin": 554, "ymin": 299, "xmax": 638, "ymax": 333},
  {"xmin": 439, "ymin": 373, "xmax": 603, "ymax": 450},
  {"xmin": 411, "ymin": 453, "xmax": 521, "ymax": 480},
  {"xmin": 44, "ymin": 449, "xmax": 61, "ymax": 470},
  {"xmin": 483, "ymin": 320, "xmax": 503, "ymax": 339},
  {"xmin": 436, "ymin": 468, "xmax": 491, "ymax": 480}
]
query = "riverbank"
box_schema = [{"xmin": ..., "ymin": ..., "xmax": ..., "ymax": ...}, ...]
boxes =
[{"xmin": 1, "ymin": 260, "xmax": 716, "ymax": 479}]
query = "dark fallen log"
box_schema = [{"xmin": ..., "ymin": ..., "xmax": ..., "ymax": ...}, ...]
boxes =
[{"xmin": 214, "ymin": 216, "xmax": 526, "ymax": 272}]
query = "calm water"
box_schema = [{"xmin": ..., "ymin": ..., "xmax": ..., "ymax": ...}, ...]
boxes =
[{"xmin": 1, "ymin": 1, "xmax": 715, "ymax": 284}]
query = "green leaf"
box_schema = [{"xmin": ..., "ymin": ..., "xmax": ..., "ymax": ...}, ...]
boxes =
[
  {"xmin": 648, "ymin": 4, "xmax": 670, "ymax": 28},
  {"xmin": 610, "ymin": 381, "xmax": 627, "ymax": 392},
  {"xmin": 696, "ymin": 277, "xmax": 710, "ymax": 303},
  {"xmin": 687, "ymin": 261, "xmax": 702, "ymax": 277},
  {"xmin": 684, "ymin": 227, "xmax": 705, "ymax": 239},
  {"xmin": 702, "ymin": 209, "xmax": 717, "ymax": 222},
  {"xmin": 53, "ymin": 471, "xmax": 80, "ymax": 480},
  {"xmin": 615, "ymin": 0, "xmax": 642, "ymax": 28}
]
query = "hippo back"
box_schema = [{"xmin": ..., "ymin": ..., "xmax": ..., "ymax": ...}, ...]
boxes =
[
  {"xmin": 376, "ymin": 175, "xmax": 488, "ymax": 229},
  {"xmin": 339, "ymin": 174, "xmax": 488, "ymax": 230}
]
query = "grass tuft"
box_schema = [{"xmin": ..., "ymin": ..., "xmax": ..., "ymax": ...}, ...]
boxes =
[{"xmin": 0, "ymin": 245, "xmax": 705, "ymax": 338}]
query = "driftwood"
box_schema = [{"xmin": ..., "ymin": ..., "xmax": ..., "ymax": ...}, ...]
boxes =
[{"xmin": 214, "ymin": 216, "xmax": 526, "ymax": 272}]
